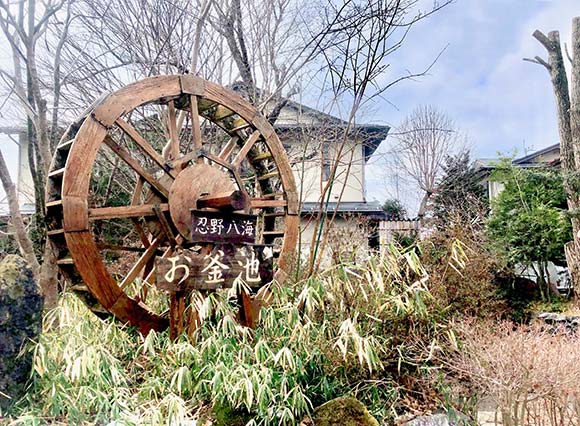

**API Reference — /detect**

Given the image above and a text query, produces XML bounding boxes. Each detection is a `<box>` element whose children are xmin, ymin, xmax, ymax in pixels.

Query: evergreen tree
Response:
<box><xmin>382</xmin><ymin>199</ymin><xmax>407</xmax><ymax>220</ymax></box>
<box><xmin>433</xmin><ymin>151</ymin><xmax>487</xmax><ymax>227</ymax></box>
<box><xmin>487</xmin><ymin>164</ymin><xmax>571</xmax><ymax>294</ymax></box>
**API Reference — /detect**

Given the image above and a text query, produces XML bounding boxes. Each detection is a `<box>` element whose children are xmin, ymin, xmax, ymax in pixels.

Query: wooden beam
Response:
<box><xmin>202</xmin><ymin>151</ymin><xmax>234</xmax><ymax>170</ymax></box>
<box><xmin>116</xmin><ymin>118</ymin><xmax>176</xmax><ymax>178</ymax></box>
<box><xmin>218</xmin><ymin>137</ymin><xmax>239</xmax><ymax>160</ymax></box>
<box><xmin>96</xmin><ymin>243</ymin><xmax>150</xmax><ymax>252</ymax></box>
<box><xmin>250</xmin><ymin>198</ymin><xmax>287</xmax><ymax>209</ymax></box>
<box><xmin>143</xmin><ymin>245</ymin><xmax>174</xmax><ymax>286</ymax></box>
<box><xmin>153</xmin><ymin>204</ymin><xmax>177</xmax><ymax>246</ymax></box>
<box><xmin>190</xmin><ymin>95</ymin><xmax>203</xmax><ymax>151</ymax></box>
<box><xmin>120</xmin><ymin>237</ymin><xmax>161</xmax><ymax>290</ymax></box>
<box><xmin>197</xmin><ymin>190</ymin><xmax>248</xmax><ymax>211</ymax></box>
<box><xmin>232</xmin><ymin>131</ymin><xmax>261</xmax><ymax>167</ymax></box>
<box><xmin>213</xmin><ymin>105</ymin><xmax>235</xmax><ymax>120</ymax></box>
<box><xmin>103</xmin><ymin>136</ymin><xmax>169</xmax><ymax>198</ymax></box>
<box><xmin>167</xmin><ymin>100</ymin><xmax>180</xmax><ymax>159</ymax></box>
<box><xmin>130</xmin><ymin>177</ymin><xmax>151</xmax><ymax>247</ymax></box>
<box><xmin>88</xmin><ymin>203</ymin><xmax>169</xmax><ymax>220</ymax></box>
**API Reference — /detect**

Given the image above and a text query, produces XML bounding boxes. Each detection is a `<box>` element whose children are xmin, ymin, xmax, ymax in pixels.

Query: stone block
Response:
<box><xmin>0</xmin><ymin>255</ymin><xmax>43</xmax><ymax>411</ymax></box>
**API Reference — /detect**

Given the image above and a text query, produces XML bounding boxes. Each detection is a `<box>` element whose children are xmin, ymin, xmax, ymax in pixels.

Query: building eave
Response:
<box><xmin>300</xmin><ymin>201</ymin><xmax>388</xmax><ymax>219</ymax></box>
<box><xmin>513</xmin><ymin>143</ymin><xmax>560</xmax><ymax>165</ymax></box>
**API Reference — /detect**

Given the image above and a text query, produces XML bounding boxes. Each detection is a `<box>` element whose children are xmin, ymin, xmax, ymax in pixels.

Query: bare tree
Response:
<box><xmin>0</xmin><ymin>0</ymin><xmax>453</xmax><ymax>292</ymax></box>
<box><xmin>392</xmin><ymin>105</ymin><xmax>461</xmax><ymax>220</ymax></box>
<box><xmin>0</xmin><ymin>149</ymin><xmax>40</xmax><ymax>272</ymax></box>
<box><xmin>301</xmin><ymin>1</ymin><xmax>452</xmax><ymax>273</ymax></box>
<box><xmin>0</xmin><ymin>0</ymin><xmax>73</xmax><ymax>308</ymax></box>
<box><xmin>525</xmin><ymin>17</ymin><xmax>580</xmax><ymax>287</ymax></box>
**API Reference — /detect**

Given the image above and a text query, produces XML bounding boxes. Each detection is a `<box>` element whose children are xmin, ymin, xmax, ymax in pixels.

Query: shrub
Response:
<box><xmin>487</xmin><ymin>164</ymin><xmax>571</xmax><ymax>298</ymax></box>
<box><xmin>448</xmin><ymin>321</ymin><xmax>580</xmax><ymax>426</ymax></box>
<box><xmin>8</xmin><ymin>244</ymin><xmax>458</xmax><ymax>425</ymax></box>
<box><xmin>421</xmin><ymin>221</ymin><xmax>508</xmax><ymax>320</ymax></box>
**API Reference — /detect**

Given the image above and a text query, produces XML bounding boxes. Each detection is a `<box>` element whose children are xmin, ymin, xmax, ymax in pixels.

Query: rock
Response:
<box><xmin>313</xmin><ymin>396</ymin><xmax>379</xmax><ymax>426</ymax></box>
<box><xmin>401</xmin><ymin>412</ymin><xmax>473</xmax><ymax>426</ymax></box>
<box><xmin>0</xmin><ymin>255</ymin><xmax>43</xmax><ymax>411</ymax></box>
<box><xmin>537</xmin><ymin>312</ymin><xmax>580</xmax><ymax>334</ymax></box>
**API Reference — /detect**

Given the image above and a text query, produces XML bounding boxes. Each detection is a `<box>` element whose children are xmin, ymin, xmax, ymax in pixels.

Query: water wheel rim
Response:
<box><xmin>46</xmin><ymin>75</ymin><xmax>299</xmax><ymax>334</ymax></box>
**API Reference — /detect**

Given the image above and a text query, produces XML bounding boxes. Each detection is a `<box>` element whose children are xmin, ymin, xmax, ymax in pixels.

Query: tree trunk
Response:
<box><xmin>39</xmin><ymin>244</ymin><xmax>58</xmax><ymax>311</ymax></box>
<box><xmin>0</xmin><ymin>151</ymin><xmax>40</xmax><ymax>276</ymax></box>
<box><xmin>571</xmin><ymin>18</ymin><xmax>580</xmax><ymax>170</ymax></box>
<box><xmin>417</xmin><ymin>190</ymin><xmax>432</xmax><ymax>222</ymax></box>
<box><xmin>571</xmin><ymin>18</ymin><xmax>580</xmax><ymax>290</ymax></box>
<box><xmin>565</xmin><ymin>241</ymin><xmax>579</xmax><ymax>296</ymax></box>
<box><xmin>531</xmin><ymin>22</ymin><xmax>580</xmax><ymax>288</ymax></box>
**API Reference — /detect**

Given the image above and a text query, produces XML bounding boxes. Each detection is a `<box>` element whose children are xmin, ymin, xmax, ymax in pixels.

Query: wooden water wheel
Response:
<box><xmin>45</xmin><ymin>75</ymin><xmax>299</xmax><ymax>335</ymax></box>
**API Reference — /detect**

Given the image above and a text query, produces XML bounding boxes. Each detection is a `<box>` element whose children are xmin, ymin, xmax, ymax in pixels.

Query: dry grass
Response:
<box><xmin>448</xmin><ymin>321</ymin><xmax>580</xmax><ymax>426</ymax></box>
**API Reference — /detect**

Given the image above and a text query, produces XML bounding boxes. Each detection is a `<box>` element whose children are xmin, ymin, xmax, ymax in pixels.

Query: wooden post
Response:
<box><xmin>196</xmin><ymin>190</ymin><xmax>248</xmax><ymax>211</ymax></box>
<box><xmin>169</xmin><ymin>290</ymin><xmax>187</xmax><ymax>340</ymax></box>
<box><xmin>237</xmin><ymin>288</ymin><xmax>255</xmax><ymax>328</ymax></box>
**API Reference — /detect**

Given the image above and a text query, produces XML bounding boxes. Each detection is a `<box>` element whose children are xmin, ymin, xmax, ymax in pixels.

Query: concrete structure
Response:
<box><xmin>0</xmin><ymin>127</ymin><xmax>35</xmax><ymax>216</ymax></box>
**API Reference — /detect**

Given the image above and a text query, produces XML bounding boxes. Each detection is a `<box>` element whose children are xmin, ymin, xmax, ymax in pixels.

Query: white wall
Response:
<box><xmin>288</xmin><ymin>139</ymin><xmax>365</xmax><ymax>204</ymax></box>
<box><xmin>0</xmin><ymin>132</ymin><xmax>35</xmax><ymax>215</ymax></box>
<box><xmin>298</xmin><ymin>216</ymin><xmax>370</xmax><ymax>266</ymax></box>
<box><xmin>488</xmin><ymin>180</ymin><xmax>505</xmax><ymax>202</ymax></box>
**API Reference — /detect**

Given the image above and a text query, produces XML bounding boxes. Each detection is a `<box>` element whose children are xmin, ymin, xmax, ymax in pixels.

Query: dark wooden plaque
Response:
<box><xmin>190</xmin><ymin>210</ymin><xmax>257</xmax><ymax>244</ymax></box>
<box><xmin>156</xmin><ymin>244</ymin><xmax>274</xmax><ymax>291</ymax></box>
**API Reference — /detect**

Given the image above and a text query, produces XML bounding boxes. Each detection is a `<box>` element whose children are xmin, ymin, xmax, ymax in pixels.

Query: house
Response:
<box><xmin>270</xmin><ymin>98</ymin><xmax>390</xmax><ymax>258</ymax></box>
<box><xmin>475</xmin><ymin>143</ymin><xmax>560</xmax><ymax>201</ymax></box>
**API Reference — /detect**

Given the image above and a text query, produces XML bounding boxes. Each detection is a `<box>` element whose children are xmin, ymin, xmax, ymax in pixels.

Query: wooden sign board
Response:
<box><xmin>156</xmin><ymin>244</ymin><xmax>274</xmax><ymax>291</ymax></box>
<box><xmin>190</xmin><ymin>210</ymin><xmax>257</xmax><ymax>244</ymax></box>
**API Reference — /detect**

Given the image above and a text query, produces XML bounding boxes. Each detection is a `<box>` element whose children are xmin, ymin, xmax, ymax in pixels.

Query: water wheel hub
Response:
<box><xmin>168</xmin><ymin>163</ymin><xmax>234</xmax><ymax>240</ymax></box>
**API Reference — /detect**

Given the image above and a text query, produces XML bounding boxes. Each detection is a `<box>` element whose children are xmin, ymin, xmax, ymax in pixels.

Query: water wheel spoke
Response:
<box><xmin>130</xmin><ymin>177</ymin><xmax>151</xmax><ymax>247</ymax></box>
<box><xmin>190</xmin><ymin>95</ymin><xmax>202</xmax><ymax>151</ymax></box>
<box><xmin>153</xmin><ymin>204</ymin><xmax>177</xmax><ymax>246</ymax></box>
<box><xmin>202</xmin><ymin>151</ymin><xmax>234</xmax><ymax>170</ymax></box>
<box><xmin>167</xmin><ymin>100</ymin><xmax>180</xmax><ymax>159</ymax></box>
<box><xmin>250</xmin><ymin>197</ymin><xmax>287</xmax><ymax>209</ymax></box>
<box><xmin>131</xmin><ymin>217</ymin><xmax>150</xmax><ymax>247</ymax></box>
<box><xmin>177</xmin><ymin>109</ymin><xmax>187</xmax><ymax>134</ymax></box>
<box><xmin>119</xmin><ymin>237</ymin><xmax>162</xmax><ymax>291</ymax></box>
<box><xmin>233</xmin><ymin>131</ymin><xmax>261</xmax><ymax>167</ymax></box>
<box><xmin>96</xmin><ymin>243</ymin><xmax>150</xmax><ymax>252</ymax></box>
<box><xmin>116</xmin><ymin>118</ymin><xmax>176</xmax><ymax>178</ymax></box>
<box><xmin>173</xmin><ymin>150</ymin><xmax>197</xmax><ymax>169</ymax></box>
<box><xmin>104</xmin><ymin>136</ymin><xmax>170</xmax><ymax>198</ymax></box>
<box><xmin>143</xmin><ymin>245</ymin><xmax>175</xmax><ymax>287</ymax></box>
<box><xmin>218</xmin><ymin>136</ymin><xmax>239</xmax><ymax>160</ymax></box>
<box><xmin>88</xmin><ymin>203</ymin><xmax>169</xmax><ymax>220</ymax></box>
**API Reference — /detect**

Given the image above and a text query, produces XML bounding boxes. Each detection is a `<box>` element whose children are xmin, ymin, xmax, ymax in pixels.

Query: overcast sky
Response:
<box><xmin>365</xmin><ymin>0</ymin><xmax>578</xmax><ymax>211</ymax></box>
<box><xmin>1</xmin><ymin>0</ymin><xmax>578</xmax><ymax>214</ymax></box>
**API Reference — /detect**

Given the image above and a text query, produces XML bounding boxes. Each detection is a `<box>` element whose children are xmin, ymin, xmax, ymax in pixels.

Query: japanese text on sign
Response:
<box><xmin>156</xmin><ymin>244</ymin><xmax>274</xmax><ymax>291</ymax></box>
<box><xmin>191</xmin><ymin>210</ymin><xmax>257</xmax><ymax>244</ymax></box>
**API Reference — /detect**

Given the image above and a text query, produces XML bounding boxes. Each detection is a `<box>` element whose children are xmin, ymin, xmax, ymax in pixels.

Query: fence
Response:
<box><xmin>379</xmin><ymin>219</ymin><xmax>420</xmax><ymax>247</ymax></box>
